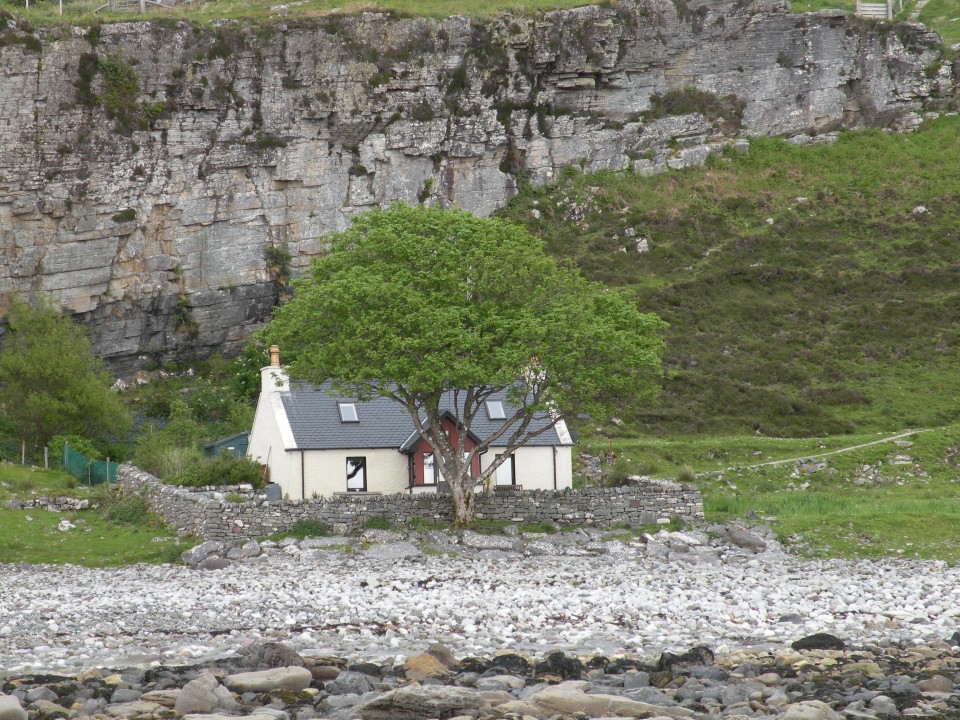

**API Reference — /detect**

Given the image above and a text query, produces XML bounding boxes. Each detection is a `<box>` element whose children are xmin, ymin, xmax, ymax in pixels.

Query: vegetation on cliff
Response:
<box><xmin>501</xmin><ymin>115</ymin><xmax>960</xmax><ymax>438</ymax></box>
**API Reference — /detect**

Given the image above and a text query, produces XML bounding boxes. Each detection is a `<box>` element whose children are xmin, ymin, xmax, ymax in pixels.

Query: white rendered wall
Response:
<box><xmin>300</xmin><ymin>448</ymin><xmax>410</xmax><ymax>498</ymax></box>
<box><xmin>480</xmin><ymin>445</ymin><xmax>573</xmax><ymax>491</ymax></box>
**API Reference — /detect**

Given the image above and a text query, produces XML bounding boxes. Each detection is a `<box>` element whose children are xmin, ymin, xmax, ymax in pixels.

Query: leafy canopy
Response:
<box><xmin>0</xmin><ymin>297</ymin><xmax>131</xmax><ymax>450</ymax></box>
<box><xmin>266</xmin><ymin>204</ymin><xmax>665</xmax><ymax>425</ymax></box>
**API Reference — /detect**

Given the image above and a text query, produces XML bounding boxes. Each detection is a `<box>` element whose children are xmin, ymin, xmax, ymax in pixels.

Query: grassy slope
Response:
<box><xmin>0</xmin><ymin>465</ymin><xmax>190</xmax><ymax>565</ymax></box>
<box><xmin>501</xmin><ymin>117</ymin><xmax>960</xmax><ymax>438</ymax></box>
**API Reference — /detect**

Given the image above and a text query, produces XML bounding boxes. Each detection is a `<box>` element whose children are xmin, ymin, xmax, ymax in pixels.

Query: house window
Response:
<box><xmin>423</xmin><ymin>452</ymin><xmax>443</xmax><ymax>486</ymax></box>
<box><xmin>495</xmin><ymin>453</ymin><xmax>516</xmax><ymax>486</ymax></box>
<box><xmin>485</xmin><ymin>400</ymin><xmax>506</xmax><ymax>420</ymax></box>
<box><xmin>346</xmin><ymin>457</ymin><xmax>366</xmax><ymax>491</ymax></box>
<box><xmin>338</xmin><ymin>402</ymin><xmax>358</xmax><ymax>422</ymax></box>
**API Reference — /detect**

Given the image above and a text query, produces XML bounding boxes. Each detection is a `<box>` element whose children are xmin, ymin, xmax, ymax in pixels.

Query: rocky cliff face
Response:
<box><xmin>0</xmin><ymin>1</ymin><xmax>950</xmax><ymax>370</ymax></box>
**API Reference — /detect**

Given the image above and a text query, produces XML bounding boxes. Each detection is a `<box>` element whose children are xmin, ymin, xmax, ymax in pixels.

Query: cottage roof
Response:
<box><xmin>278</xmin><ymin>381</ymin><xmax>570</xmax><ymax>451</ymax></box>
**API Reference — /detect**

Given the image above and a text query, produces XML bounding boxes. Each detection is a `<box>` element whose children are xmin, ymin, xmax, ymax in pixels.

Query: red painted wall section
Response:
<box><xmin>410</xmin><ymin>416</ymin><xmax>480</xmax><ymax>486</ymax></box>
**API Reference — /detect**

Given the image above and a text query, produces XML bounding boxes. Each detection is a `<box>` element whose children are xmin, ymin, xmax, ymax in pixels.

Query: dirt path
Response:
<box><xmin>909</xmin><ymin>0</ymin><xmax>929</xmax><ymax>21</ymax></box>
<box><xmin>701</xmin><ymin>428</ymin><xmax>934</xmax><ymax>478</ymax></box>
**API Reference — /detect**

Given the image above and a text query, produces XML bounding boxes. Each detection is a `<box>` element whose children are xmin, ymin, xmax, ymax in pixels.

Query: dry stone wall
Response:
<box><xmin>117</xmin><ymin>464</ymin><xmax>703</xmax><ymax>541</ymax></box>
<box><xmin>0</xmin><ymin>3</ymin><xmax>952</xmax><ymax>371</ymax></box>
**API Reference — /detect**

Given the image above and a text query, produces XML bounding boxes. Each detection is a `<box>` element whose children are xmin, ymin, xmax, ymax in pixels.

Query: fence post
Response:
<box><xmin>44</xmin><ymin>446</ymin><xmax>48</xmax><ymax>469</ymax></box>
<box><xmin>21</xmin><ymin>441</ymin><xmax>25</xmax><ymax>465</ymax></box>
<box><xmin>886</xmin><ymin>0</ymin><xmax>892</xmax><ymax>18</ymax></box>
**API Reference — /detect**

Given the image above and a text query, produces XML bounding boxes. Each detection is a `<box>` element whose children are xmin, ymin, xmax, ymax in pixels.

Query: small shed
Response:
<box><xmin>204</xmin><ymin>432</ymin><xmax>250</xmax><ymax>459</ymax></box>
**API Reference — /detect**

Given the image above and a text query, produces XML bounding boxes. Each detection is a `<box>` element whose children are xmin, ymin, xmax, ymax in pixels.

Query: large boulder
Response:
<box><xmin>239</xmin><ymin>642</ymin><xmax>305</xmax><ymax>669</ymax></box>
<box><xmin>526</xmin><ymin>683</ymin><xmax>695</xmax><ymax>719</ymax></box>
<box><xmin>725</xmin><ymin>524</ymin><xmax>768</xmax><ymax>552</ymax></box>
<box><xmin>356</xmin><ymin>686</ymin><xmax>483</xmax><ymax>720</ymax></box>
<box><xmin>174</xmin><ymin>674</ymin><xmax>219</xmax><ymax>715</ymax></box>
<box><xmin>224</xmin><ymin>667</ymin><xmax>312</xmax><ymax>693</ymax></box>
<box><xmin>181</xmin><ymin>541</ymin><xmax>225</xmax><ymax>566</ymax></box>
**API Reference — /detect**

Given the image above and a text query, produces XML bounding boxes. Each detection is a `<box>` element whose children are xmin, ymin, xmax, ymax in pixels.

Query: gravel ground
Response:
<box><xmin>2</xmin><ymin>546</ymin><xmax>958</xmax><ymax>676</ymax></box>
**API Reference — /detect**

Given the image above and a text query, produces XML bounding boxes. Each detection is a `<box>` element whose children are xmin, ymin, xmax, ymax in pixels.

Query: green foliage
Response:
<box><xmin>99</xmin><ymin>51</ymin><xmax>145</xmax><ymax>133</ymax></box>
<box><xmin>501</xmin><ymin>116</ymin><xmax>960</xmax><ymax>437</ymax></box>
<box><xmin>0</xmin><ymin>465</ymin><xmax>86</xmax><ymax>501</ymax></box>
<box><xmin>49</xmin><ymin>434</ymin><xmax>101</xmax><ymax>464</ymax></box>
<box><xmin>229</xmin><ymin>338</ymin><xmax>270</xmax><ymax>400</ymax></box>
<box><xmin>266</xmin><ymin>204</ymin><xmax>664</xmax><ymax>523</ymax></box>
<box><xmin>171</xmin><ymin>451</ymin><xmax>265</xmax><ymax>489</ymax></box>
<box><xmin>0</xmin><ymin>297</ymin><xmax>131</xmax><ymax>453</ymax></box>
<box><xmin>99</xmin><ymin>491</ymin><xmax>150</xmax><ymax>524</ymax></box>
<box><xmin>264</xmin><ymin>244</ymin><xmax>292</xmax><ymax>284</ymax></box>
<box><xmin>0</xmin><ymin>506</ymin><xmax>190</xmax><ymax>566</ymax></box>
<box><xmin>692</xmin><ymin>424</ymin><xmax>960</xmax><ymax>560</ymax></box>
<box><xmin>111</xmin><ymin>208</ymin><xmax>136</xmax><ymax>223</ymax></box>
<box><xmin>364</xmin><ymin>516</ymin><xmax>391</xmax><ymax>530</ymax></box>
<box><xmin>646</xmin><ymin>87</ymin><xmax>745</xmax><ymax>132</ymax></box>
<box><xmin>254</xmin><ymin>133</ymin><xmax>288</xmax><ymax>149</ymax></box>
<box><xmin>284</xmin><ymin>518</ymin><xmax>330</xmax><ymax>538</ymax></box>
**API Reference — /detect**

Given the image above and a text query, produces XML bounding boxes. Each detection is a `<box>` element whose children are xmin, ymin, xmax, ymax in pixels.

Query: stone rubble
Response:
<box><xmin>2</xmin><ymin>636</ymin><xmax>960</xmax><ymax>720</ymax></box>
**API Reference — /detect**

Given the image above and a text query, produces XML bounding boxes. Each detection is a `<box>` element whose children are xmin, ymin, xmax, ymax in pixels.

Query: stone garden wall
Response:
<box><xmin>117</xmin><ymin>465</ymin><xmax>703</xmax><ymax>542</ymax></box>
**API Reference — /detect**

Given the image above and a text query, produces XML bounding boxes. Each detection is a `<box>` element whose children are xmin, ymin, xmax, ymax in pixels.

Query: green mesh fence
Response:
<box><xmin>62</xmin><ymin>444</ymin><xmax>117</xmax><ymax>485</ymax></box>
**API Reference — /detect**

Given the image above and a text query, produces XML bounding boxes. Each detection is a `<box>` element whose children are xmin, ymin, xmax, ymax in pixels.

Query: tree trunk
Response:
<box><xmin>450</xmin><ymin>471</ymin><xmax>475</xmax><ymax>526</ymax></box>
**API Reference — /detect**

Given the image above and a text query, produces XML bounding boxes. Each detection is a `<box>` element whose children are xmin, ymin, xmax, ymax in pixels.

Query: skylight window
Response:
<box><xmin>485</xmin><ymin>400</ymin><xmax>506</xmax><ymax>420</ymax></box>
<box><xmin>338</xmin><ymin>402</ymin><xmax>358</xmax><ymax>422</ymax></box>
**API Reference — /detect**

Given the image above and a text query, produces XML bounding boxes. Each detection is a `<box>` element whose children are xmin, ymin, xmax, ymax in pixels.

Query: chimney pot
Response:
<box><xmin>270</xmin><ymin>344</ymin><xmax>280</xmax><ymax>367</ymax></box>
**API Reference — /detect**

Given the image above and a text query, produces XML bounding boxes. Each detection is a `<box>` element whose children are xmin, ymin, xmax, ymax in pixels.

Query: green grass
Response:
<box><xmin>694</xmin><ymin>423</ymin><xmax>960</xmax><ymax>560</ymax></box>
<box><xmin>917</xmin><ymin>0</ymin><xmax>960</xmax><ymax>44</ymax></box>
<box><xmin>0</xmin><ymin>465</ymin><xmax>190</xmax><ymax>565</ymax></box>
<box><xmin>0</xmin><ymin>464</ymin><xmax>94</xmax><ymax>501</ymax></box>
<box><xmin>502</xmin><ymin>116</ymin><xmax>960</xmax><ymax>438</ymax></box>
<box><xmin>1</xmin><ymin>0</ymin><xmax>596</xmax><ymax>27</ymax></box>
<box><xmin>0</xmin><ymin>508</ymin><xmax>190</xmax><ymax>565</ymax></box>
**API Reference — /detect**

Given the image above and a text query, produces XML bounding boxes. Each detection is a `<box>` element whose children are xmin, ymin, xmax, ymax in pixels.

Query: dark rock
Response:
<box><xmin>623</xmin><ymin>671</ymin><xmax>650</xmax><ymax>689</ymax></box>
<box><xmin>606</xmin><ymin>658</ymin><xmax>644</xmax><ymax>674</ymax></box>
<box><xmin>108</xmin><ymin>689</ymin><xmax>141</xmax><ymax>704</ymax></box>
<box><xmin>347</xmin><ymin>663</ymin><xmax>382</xmax><ymax>678</ymax></box>
<box><xmin>457</xmin><ymin>658</ymin><xmax>490</xmax><ymax>675</ymax></box>
<box><xmin>650</xmin><ymin>671</ymin><xmax>674</xmax><ymax>688</ymax></box>
<box><xmin>325</xmin><ymin>672</ymin><xmax>373</xmax><ymax>696</ymax></box>
<box><xmin>779</xmin><ymin>613</ymin><xmax>806</xmax><ymax>624</ymax></box>
<box><xmin>485</xmin><ymin>654</ymin><xmax>531</xmax><ymax>676</ymax></box>
<box><xmin>240</xmin><ymin>642</ymin><xmax>305</xmax><ymax>670</ymax></box>
<box><xmin>688</xmin><ymin>666</ymin><xmax>729</xmax><ymax>681</ymax></box>
<box><xmin>658</xmin><ymin>646</ymin><xmax>715</xmax><ymax>671</ymax></box>
<box><xmin>534</xmin><ymin>651</ymin><xmax>583</xmax><ymax>681</ymax></box>
<box><xmin>792</xmin><ymin>633</ymin><xmax>846</xmax><ymax>651</ymax></box>
<box><xmin>585</xmin><ymin>656</ymin><xmax>610</xmax><ymax>670</ymax></box>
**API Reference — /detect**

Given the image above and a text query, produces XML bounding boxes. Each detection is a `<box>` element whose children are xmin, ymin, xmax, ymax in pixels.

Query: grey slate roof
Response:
<box><xmin>279</xmin><ymin>381</ymin><xmax>568</xmax><ymax>451</ymax></box>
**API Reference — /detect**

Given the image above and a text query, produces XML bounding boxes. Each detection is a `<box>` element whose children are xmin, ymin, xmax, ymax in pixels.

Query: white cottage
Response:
<box><xmin>247</xmin><ymin>350</ymin><xmax>575</xmax><ymax>500</ymax></box>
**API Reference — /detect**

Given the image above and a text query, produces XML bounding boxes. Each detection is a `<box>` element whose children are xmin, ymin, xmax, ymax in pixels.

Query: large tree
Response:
<box><xmin>266</xmin><ymin>204</ymin><xmax>664</xmax><ymax>524</ymax></box>
<box><xmin>0</xmin><ymin>297</ymin><xmax>131</xmax><ymax>454</ymax></box>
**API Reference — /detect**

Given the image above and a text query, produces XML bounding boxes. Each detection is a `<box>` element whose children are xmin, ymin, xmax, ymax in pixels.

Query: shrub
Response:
<box><xmin>287</xmin><ymin>519</ymin><xmax>330</xmax><ymax>538</ymax></box>
<box><xmin>100</xmin><ymin>492</ymin><xmax>151</xmax><ymax>525</ymax></box>
<box><xmin>364</xmin><ymin>516</ymin><xmax>390</xmax><ymax>530</ymax></box>
<box><xmin>139</xmin><ymin>444</ymin><xmax>204</xmax><ymax>481</ymax></box>
<box><xmin>50</xmin><ymin>435</ymin><xmax>101</xmax><ymax>464</ymax></box>
<box><xmin>646</xmin><ymin>87</ymin><xmax>745</xmax><ymax>132</ymax></box>
<box><xmin>172</xmin><ymin>452</ymin><xmax>265</xmax><ymax>489</ymax></box>
<box><xmin>676</xmin><ymin>464</ymin><xmax>696</xmax><ymax>483</ymax></box>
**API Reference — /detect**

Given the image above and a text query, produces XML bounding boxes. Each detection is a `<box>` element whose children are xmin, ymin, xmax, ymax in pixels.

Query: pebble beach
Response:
<box><xmin>2</xmin><ymin>527</ymin><xmax>960</xmax><ymax>719</ymax></box>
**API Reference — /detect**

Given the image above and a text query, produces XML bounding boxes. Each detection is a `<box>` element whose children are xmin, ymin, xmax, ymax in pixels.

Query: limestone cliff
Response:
<box><xmin>0</xmin><ymin>1</ymin><xmax>951</xmax><ymax>370</ymax></box>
